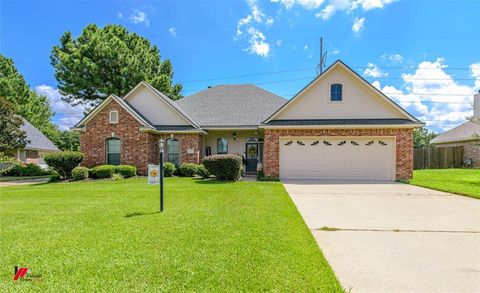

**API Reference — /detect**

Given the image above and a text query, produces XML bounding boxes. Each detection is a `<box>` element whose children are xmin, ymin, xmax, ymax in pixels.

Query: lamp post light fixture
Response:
<box><xmin>159</xmin><ymin>138</ymin><xmax>165</xmax><ymax>212</ymax></box>
<box><xmin>233</xmin><ymin>132</ymin><xmax>237</xmax><ymax>141</ymax></box>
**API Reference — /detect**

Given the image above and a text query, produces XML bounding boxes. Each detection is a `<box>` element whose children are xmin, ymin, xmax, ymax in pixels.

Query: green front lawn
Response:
<box><xmin>0</xmin><ymin>177</ymin><xmax>342</xmax><ymax>291</ymax></box>
<box><xmin>409</xmin><ymin>169</ymin><xmax>480</xmax><ymax>199</ymax></box>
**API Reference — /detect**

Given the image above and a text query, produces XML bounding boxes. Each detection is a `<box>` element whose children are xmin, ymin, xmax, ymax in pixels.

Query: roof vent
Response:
<box><xmin>208</xmin><ymin>85</ymin><xmax>212</xmax><ymax>89</ymax></box>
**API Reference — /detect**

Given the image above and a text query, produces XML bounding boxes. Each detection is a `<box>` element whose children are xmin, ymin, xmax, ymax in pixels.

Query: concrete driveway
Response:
<box><xmin>283</xmin><ymin>180</ymin><xmax>480</xmax><ymax>293</ymax></box>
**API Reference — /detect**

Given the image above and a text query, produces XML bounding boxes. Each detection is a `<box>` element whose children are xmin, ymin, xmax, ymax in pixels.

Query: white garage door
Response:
<box><xmin>279</xmin><ymin>137</ymin><xmax>395</xmax><ymax>180</ymax></box>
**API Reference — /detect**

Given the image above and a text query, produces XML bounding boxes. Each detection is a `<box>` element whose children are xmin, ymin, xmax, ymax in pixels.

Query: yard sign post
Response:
<box><xmin>159</xmin><ymin>139</ymin><xmax>165</xmax><ymax>212</ymax></box>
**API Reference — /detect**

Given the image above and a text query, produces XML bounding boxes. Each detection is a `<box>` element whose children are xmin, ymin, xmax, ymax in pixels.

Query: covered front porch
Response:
<box><xmin>202</xmin><ymin>129</ymin><xmax>264</xmax><ymax>174</ymax></box>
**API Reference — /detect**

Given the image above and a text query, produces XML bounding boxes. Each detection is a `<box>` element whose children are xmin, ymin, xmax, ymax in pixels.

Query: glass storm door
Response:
<box><xmin>245</xmin><ymin>143</ymin><xmax>258</xmax><ymax>173</ymax></box>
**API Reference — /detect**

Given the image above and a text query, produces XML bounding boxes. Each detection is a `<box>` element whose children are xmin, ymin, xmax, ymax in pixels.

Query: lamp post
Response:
<box><xmin>159</xmin><ymin>139</ymin><xmax>165</xmax><ymax>212</ymax></box>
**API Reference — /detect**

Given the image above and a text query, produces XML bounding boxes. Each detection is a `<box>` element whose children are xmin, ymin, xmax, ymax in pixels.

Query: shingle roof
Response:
<box><xmin>431</xmin><ymin>121</ymin><xmax>480</xmax><ymax>144</ymax></box>
<box><xmin>20</xmin><ymin>118</ymin><xmax>59</xmax><ymax>151</ymax></box>
<box><xmin>265</xmin><ymin>118</ymin><xmax>420</xmax><ymax>126</ymax></box>
<box><xmin>175</xmin><ymin>85</ymin><xmax>287</xmax><ymax>127</ymax></box>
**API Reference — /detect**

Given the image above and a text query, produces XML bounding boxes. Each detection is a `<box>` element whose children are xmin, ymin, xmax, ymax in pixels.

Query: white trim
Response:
<box><xmin>259</xmin><ymin>124</ymin><xmax>424</xmax><ymax>130</ymax></box>
<box><xmin>139</xmin><ymin>126</ymin><xmax>208</xmax><ymax>135</ymax></box>
<box><xmin>264</xmin><ymin>60</ymin><xmax>421</xmax><ymax>123</ymax></box>
<box><xmin>123</xmin><ymin>81</ymin><xmax>200</xmax><ymax>128</ymax></box>
<box><xmin>109</xmin><ymin>110</ymin><xmax>118</xmax><ymax>124</ymax></box>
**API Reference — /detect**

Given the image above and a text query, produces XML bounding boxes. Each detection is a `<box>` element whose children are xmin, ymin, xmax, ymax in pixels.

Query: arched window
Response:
<box><xmin>330</xmin><ymin>83</ymin><xmax>343</xmax><ymax>102</ymax></box>
<box><xmin>217</xmin><ymin>138</ymin><xmax>228</xmax><ymax>154</ymax></box>
<box><xmin>167</xmin><ymin>138</ymin><xmax>180</xmax><ymax>167</ymax></box>
<box><xmin>106</xmin><ymin>138</ymin><xmax>121</xmax><ymax>165</ymax></box>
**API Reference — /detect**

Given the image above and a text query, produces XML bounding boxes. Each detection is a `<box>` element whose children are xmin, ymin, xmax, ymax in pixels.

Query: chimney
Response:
<box><xmin>475</xmin><ymin>91</ymin><xmax>480</xmax><ymax>117</ymax></box>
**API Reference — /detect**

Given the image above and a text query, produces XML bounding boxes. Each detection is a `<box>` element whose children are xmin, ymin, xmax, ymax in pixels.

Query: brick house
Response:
<box><xmin>72</xmin><ymin>60</ymin><xmax>423</xmax><ymax>180</ymax></box>
<box><xmin>431</xmin><ymin>92</ymin><xmax>480</xmax><ymax>167</ymax></box>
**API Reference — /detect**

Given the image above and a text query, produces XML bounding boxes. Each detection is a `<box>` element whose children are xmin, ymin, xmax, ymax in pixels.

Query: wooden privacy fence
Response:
<box><xmin>414</xmin><ymin>146</ymin><xmax>464</xmax><ymax>169</ymax></box>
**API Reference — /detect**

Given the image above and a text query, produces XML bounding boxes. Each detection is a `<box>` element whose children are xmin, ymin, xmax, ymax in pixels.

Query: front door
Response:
<box><xmin>245</xmin><ymin>143</ymin><xmax>258</xmax><ymax>173</ymax></box>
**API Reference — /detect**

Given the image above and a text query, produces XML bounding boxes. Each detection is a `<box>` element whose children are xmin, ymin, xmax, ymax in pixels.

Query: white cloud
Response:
<box><xmin>352</xmin><ymin>17</ymin><xmax>365</xmax><ymax>33</ymax></box>
<box><xmin>168</xmin><ymin>27</ymin><xmax>177</xmax><ymax>37</ymax></box>
<box><xmin>271</xmin><ymin>0</ymin><xmax>325</xmax><ymax>9</ymax></box>
<box><xmin>380</xmin><ymin>58</ymin><xmax>477</xmax><ymax>131</ymax></box>
<box><xmin>35</xmin><ymin>85</ymin><xmax>86</xmax><ymax>130</ymax></box>
<box><xmin>128</xmin><ymin>9</ymin><xmax>150</xmax><ymax>27</ymax></box>
<box><xmin>236</xmin><ymin>0</ymin><xmax>273</xmax><ymax>57</ymax></box>
<box><xmin>117</xmin><ymin>12</ymin><xmax>123</xmax><ymax>19</ymax></box>
<box><xmin>364</xmin><ymin>63</ymin><xmax>387</xmax><ymax>78</ymax></box>
<box><xmin>276</xmin><ymin>39</ymin><xmax>283</xmax><ymax>47</ymax></box>
<box><xmin>372</xmin><ymin>80</ymin><xmax>381</xmax><ymax>90</ymax></box>
<box><xmin>303</xmin><ymin>44</ymin><xmax>308</xmax><ymax>50</ymax></box>
<box><xmin>244</xmin><ymin>27</ymin><xmax>270</xmax><ymax>57</ymax></box>
<box><xmin>470</xmin><ymin>63</ymin><xmax>480</xmax><ymax>90</ymax></box>
<box><xmin>381</xmin><ymin>53</ymin><xmax>404</xmax><ymax>64</ymax></box>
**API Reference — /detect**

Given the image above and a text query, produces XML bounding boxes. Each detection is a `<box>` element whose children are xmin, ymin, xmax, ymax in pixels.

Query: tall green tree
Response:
<box><xmin>52</xmin><ymin>130</ymin><xmax>80</xmax><ymax>151</ymax></box>
<box><xmin>0</xmin><ymin>54</ymin><xmax>57</xmax><ymax>139</ymax></box>
<box><xmin>413</xmin><ymin>127</ymin><xmax>437</xmax><ymax>147</ymax></box>
<box><xmin>51</xmin><ymin>24</ymin><xmax>182</xmax><ymax>108</ymax></box>
<box><xmin>0</xmin><ymin>97</ymin><xmax>28</xmax><ymax>151</ymax></box>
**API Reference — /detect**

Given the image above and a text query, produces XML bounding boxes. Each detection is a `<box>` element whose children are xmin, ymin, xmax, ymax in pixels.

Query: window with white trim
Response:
<box><xmin>330</xmin><ymin>83</ymin><xmax>343</xmax><ymax>102</ymax></box>
<box><xmin>109</xmin><ymin>111</ymin><xmax>118</xmax><ymax>124</ymax></box>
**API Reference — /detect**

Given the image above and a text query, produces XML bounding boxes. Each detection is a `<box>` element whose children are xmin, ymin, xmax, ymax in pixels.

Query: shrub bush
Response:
<box><xmin>90</xmin><ymin>165</ymin><xmax>136</xmax><ymax>179</ymax></box>
<box><xmin>163</xmin><ymin>162</ymin><xmax>176</xmax><ymax>177</ymax></box>
<box><xmin>4</xmin><ymin>163</ymin><xmax>49</xmax><ymax>176</ymax></box>
<box><xmin>90</xmin><ymin>165</ymin><xmax>114</xmax><ymax>179</ymax></box>
<box><xmin>196</xmin><ymin>164</ymin><xmax>210</xmax><ymax>179</ymax></box>
<box><xmin>202</xmin><ymin>154</ymin><xmax>242</xmax><ymax>181</ymax></box>
<box><xmin>72</xmin><ymin>166</ymin><xmax>89</xmax><ymax>181</ymax></box>
<box><xmin>0</xmin><ymin>153</ymin><xmax>21</xmax><ymax>175</ymax></box>
<box><xmin>257</xmin><ymin>171</ymin><xmax>280</xmax><ymax>182</ymax></box>
<box><xmin>113</xmin><ymin>165</ymin><xmax>136</xmax><ymax>178</ymax></box>
<box><xmin>49</xmin><ymin>173</ymin><xmax>61</xmax><ymax>182</ymax></box>
<box><xmin>44</xmin><ymin>151</ymin><xmax>84</xmax><ymax>179</ymax></box>
<box><xmin>177</xmin><ymin>163</ymin><xmax>198</xmax><ymax>177</ymax></box>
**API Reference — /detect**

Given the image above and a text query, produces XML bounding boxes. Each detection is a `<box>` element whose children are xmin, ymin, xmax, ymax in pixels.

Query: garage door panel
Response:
<box><xmin>279</xmin><ymin>137</ymin><xmax>394</xmax><ymax>180</ymax></box>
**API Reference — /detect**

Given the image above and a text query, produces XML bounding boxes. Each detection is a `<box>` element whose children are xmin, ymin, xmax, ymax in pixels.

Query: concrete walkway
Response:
<box><xmin>283</xmin><ymin>180</ymin><xmax>480</xmax><ymax>293</ymax></box>
<box><xmin>0</xmin><ymin>177</ymin><xmax>50</xmax><ymax>187</ymax></box>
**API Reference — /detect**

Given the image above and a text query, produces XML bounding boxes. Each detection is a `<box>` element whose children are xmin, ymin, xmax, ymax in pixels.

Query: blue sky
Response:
<box><xmin>1</xmin><ymin>0</ymin><xmax>479</xmax><ymax>131</ymax></box>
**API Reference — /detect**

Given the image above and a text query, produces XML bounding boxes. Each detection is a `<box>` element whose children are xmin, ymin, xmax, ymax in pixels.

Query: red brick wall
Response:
<box><xmin>435</xmin><ymin>140</ymin><xmax>480</xmax><ymax>167</ymax></box>
<box><xmin>79</xmin><ymin>99</ymin><xmax>203</xmax><ymax>175</ymax></box>
<box><xmin>263</xmin><ymin>128</ymin><xmax>414</xmax><ymax>180</ymax></box>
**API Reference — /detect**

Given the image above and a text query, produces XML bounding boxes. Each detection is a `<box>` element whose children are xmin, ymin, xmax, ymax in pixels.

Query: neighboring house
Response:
<box><xmin>431</xmin><ymin>91</ymin><xmax>480</xmax><ymax>167</ymax></box>
<box><xmin>72</xmin><ymin>60</ymin><xmax>423</xmax><ymax>180</ymax></box>
<box><xmin>4</xmin><ymin>118</ymin><xmax>59</xmax><ymax>166</ymax></box>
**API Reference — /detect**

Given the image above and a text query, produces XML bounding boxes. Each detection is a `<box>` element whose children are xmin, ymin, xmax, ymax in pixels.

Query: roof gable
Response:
<box><xmin>176</xmin><ymin>84</ymin><xmax>287</xmax><ymax>127</ymax></box>
<box><xmin>73</xmin><ymin>94</ymin><xmax>153</xmax><ymax>129</ymax></box>
<box><xmin>20</xmin><ymin>118</ymin><xmax>59</xmax><ymax>151</ymax></box>
<box><xmin>264</xmin><ymin>60</ymin><xmax>421</xmax><ymax>124</ymax></box>
<box><xmin>123</xmin><ymin>82</ymin><xmax>199</xmax><ymax>128</ymax></box>
<box><xmin>431</xmin><ymin>121</ymin><xmax>480</xmax><ymax>144</ymax></box>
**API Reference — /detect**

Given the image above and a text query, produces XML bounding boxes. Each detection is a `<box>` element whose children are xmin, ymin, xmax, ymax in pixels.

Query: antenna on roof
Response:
<box><xmin>316</xmin><ymin>37</ymin><xmax>327</xmax><ymax>76</ymax></box>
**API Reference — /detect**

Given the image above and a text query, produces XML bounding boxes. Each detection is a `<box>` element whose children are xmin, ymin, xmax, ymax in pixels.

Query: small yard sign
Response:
<box><xmin>148</xmin><ymin>164</ymin><xmax>160</xmax><ymax>185</ymax></box>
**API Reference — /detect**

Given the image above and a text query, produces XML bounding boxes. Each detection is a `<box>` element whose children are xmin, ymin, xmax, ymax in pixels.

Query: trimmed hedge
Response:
<box><xmin>44</xmin><ymin>151</ymin><xmax>84</xmax><ymax>179</ymax></box>
<box><xmin>90</xmin><ymin>165</ymin><xmax>137</xmax><ymax>179</ymax></box>
<box><xmin>4</xmin><ymin>163</ymin><xmax>50</xmax><ymax>176</ymax></box>
<box><xmin>202</xmin><ymin>154</ymin><xmax>242</xmax><ymax>181</ymax></box>
<box><xmin>72</xmin><ymin>167</ymin><xmax>89</xmax><ymax>181</ymax></box>
<box><xmin>177</xmin><ymin>163</ymin><xmax>198</xmax><ymax>177</ymax></box>
<box><xmin>163</xmin><ymin>162</ymin><xmax>176</xmax><ymax>177</ymax></box>
<box><xmin>196</xmin><ymin>164</ymin><xmax>210</xmax><ymax>179</ymax></box>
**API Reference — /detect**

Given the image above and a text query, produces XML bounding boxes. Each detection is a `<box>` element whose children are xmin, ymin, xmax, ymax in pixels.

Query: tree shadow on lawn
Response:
<box><xmin>125</xmin><ymin>211</ymin><xmax>160</xmax><ymax>218</ymax></box>
<box><xmin>192</xmin><ymin>178</ymin><xmax>239</xmax><ymax>185</ymax></box>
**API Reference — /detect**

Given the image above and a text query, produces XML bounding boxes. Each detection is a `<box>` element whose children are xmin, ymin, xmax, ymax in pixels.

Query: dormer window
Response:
<box><xmin>109</xmin><ymin>111</ymin><xmax>118</xmax><ymax>124</ymax></box>
<box><xmin>330</xmin><ymin>83</ymin><xmax>343</xmax><ymax>102</ymax></box>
